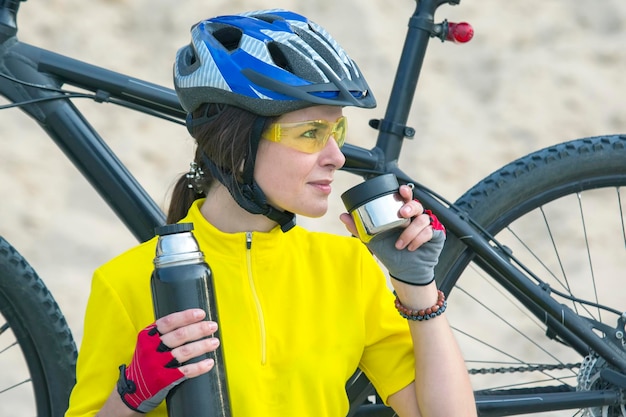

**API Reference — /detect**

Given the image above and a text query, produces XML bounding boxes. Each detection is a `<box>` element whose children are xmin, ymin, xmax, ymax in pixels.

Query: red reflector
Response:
<box><xmin>447</xmin><ymin>22</ymin><xmax>474</xmax><ymax>43</ymax></box>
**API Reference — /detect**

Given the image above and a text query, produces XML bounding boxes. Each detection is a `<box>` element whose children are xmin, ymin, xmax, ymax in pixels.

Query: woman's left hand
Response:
<box><xmin>340</xmin><ymin>184</ymin><xmax>446</xmax><ymax>286</ymax></box>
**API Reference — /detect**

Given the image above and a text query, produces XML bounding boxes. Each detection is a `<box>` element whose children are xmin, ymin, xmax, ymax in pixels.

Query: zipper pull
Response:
<box><xmin>246</xmin><ymin>231</ymin><xmax>252</xmax><ymax>250</ymax></box>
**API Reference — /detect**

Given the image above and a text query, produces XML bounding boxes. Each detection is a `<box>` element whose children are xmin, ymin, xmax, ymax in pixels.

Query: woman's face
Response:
<box><xmin>254</xmin><ymin>105</ymin><xmax>346</xmax><ymax>218</ymax></box>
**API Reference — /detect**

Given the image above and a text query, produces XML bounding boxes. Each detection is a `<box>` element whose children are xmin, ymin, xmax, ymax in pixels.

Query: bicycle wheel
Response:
<box><xmin>436</xmin><ymin>134</ymin><xmax>626</xmax><ymax>417</ymax></box>
<box><xmin>0</xmin><ymin>236</ymin><xmax>77</xmax><ymax>416</ymax></box>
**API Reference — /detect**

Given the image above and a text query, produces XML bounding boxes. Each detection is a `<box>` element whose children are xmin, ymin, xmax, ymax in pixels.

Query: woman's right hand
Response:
<box><xmin>117</xmin><ymin>309</ymin><xmax>219</xmax><ymax>413</ymax></box>
<box><xmin>156</xmin><ymin>308</ymin><xmax>220</xmax><ymax>376</ymax></box>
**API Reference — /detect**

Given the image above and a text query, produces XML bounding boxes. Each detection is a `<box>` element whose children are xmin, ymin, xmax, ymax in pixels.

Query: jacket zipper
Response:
<box><xmin>246</xmin><ymin>232</ymin><xmax>267</xmax><ymax>365</ymax></box>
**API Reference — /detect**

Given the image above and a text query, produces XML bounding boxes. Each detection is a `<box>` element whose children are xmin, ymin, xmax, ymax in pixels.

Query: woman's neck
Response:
<box><xmin>199</xmin><ymin>184</ymin><xmax>279</xmax><ymax>233</ymax></box>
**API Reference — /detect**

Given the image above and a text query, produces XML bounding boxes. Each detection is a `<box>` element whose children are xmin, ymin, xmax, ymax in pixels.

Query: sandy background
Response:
<box><xmin>0</xmin><ymin>0</ymin><xmax>625</xmax><ymax>410</ymax></box>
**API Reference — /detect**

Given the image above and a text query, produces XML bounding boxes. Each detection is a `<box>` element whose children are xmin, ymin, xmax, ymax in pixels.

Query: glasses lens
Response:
<box><xmin>332</xmin><ymin>117</ymin><xmax>347</xmax><ymax>148</ymax></box>
<box><xmin>263</xmin><ymin>117</ymin><xmax>347</xmax><ymax>153</ymax></box>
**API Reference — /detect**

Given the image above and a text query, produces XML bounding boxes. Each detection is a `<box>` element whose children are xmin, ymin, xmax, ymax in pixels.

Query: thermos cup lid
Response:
<box><xmin>155</xmin><ymin>223</ymin><xmax>194</xmax><ymax>237</ymax></box>
<box><xmin>340</xmin><ymin>173</ymin><xmax>400</xmax><ymax>212</ymax></box>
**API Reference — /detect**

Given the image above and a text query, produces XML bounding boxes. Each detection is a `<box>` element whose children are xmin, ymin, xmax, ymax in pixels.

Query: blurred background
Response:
<box><xmin>0</xmin><ymin>0</ymin><xmax>624</xmax><ymax>370</ymax></box>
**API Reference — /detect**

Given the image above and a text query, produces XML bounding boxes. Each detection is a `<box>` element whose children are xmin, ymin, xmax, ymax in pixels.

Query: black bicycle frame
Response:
<box><xmin>1</xmin><ymin>0</ymin><xmax>624</xmax><ymax>415</ymax></box>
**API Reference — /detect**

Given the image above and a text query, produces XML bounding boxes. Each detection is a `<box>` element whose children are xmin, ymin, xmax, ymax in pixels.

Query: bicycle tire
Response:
<box><xmin>435</xmin><ymin>134</ymin><xmax>626</xmax><ymax>416</ymax></box>
<box><xmin>0</xmin><ymin>236</ymin><xmax>77</xmax><ymax>417</ymax></box>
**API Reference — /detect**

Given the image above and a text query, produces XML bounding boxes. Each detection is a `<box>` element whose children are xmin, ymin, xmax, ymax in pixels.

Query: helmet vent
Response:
<box><xmin>253</xmin><ymin>13</ymin><xmax>283</xmax><ymax>24</ymax></box>
<box><xmin>213</xmin><ymin>27</ymin><xmax>243</xmax><ymax>52</ymax></box>
<box><xmin>267</xmin><ymin>42</ymin><xmax>292</xmax><ymax>72</ymax></box>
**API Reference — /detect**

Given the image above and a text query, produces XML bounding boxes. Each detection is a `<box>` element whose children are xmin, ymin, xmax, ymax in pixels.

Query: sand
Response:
<box><xmin>0</xmin><ymin>0</ymin><xmax>624</xmax><ymax>414</ymax></box>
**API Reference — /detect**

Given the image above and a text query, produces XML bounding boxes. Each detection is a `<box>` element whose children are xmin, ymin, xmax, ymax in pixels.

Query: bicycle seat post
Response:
<box><xmin>374</xmin><ymin>0</ymin><xmax>451</xmax><ymax>167</ymax></box>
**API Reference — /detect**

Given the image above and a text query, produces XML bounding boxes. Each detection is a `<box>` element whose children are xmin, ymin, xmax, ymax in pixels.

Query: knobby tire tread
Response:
<box><xmin>0</xmin><ymin>236</ymin><xmax>77</xmax><ymax>417</ymax></box>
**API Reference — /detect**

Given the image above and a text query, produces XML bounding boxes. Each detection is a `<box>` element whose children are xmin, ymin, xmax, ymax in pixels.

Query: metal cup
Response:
<box><xmin>341</xmin><ymin>174</ymin><xmax>409</xmax><ymax>242</ymax></box>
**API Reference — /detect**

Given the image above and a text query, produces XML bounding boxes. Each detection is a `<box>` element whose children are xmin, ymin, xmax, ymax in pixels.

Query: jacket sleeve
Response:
<box><xmin>65</xmin><ymin>266</ymin><xmax>166</xmax><ymax>417</ymax></box>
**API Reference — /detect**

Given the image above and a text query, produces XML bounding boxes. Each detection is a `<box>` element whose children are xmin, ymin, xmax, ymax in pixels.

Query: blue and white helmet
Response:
<box><xmin>173</xmin><ymin>9</ymin><xmax>376</xmax><ymax>116</ymax></box>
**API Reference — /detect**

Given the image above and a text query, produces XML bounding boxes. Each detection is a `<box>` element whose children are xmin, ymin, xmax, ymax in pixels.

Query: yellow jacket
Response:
<box><xmin>66</xmin><ymin>199</ymin><xmax>415</xmax><ymax>417</ymax></box>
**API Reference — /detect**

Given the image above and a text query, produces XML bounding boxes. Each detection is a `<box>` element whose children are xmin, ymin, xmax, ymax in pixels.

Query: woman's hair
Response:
<box><xmin>166</xmin><ymin>104</ymin><xmax>275</xmax><ymax>223</ymax></box>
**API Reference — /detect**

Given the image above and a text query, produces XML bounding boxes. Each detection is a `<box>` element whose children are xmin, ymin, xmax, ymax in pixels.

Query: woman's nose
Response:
<box><xmin>321</xmin><ymin>134</ymin><xmax>346</xmax><ymax>169</ymax></box>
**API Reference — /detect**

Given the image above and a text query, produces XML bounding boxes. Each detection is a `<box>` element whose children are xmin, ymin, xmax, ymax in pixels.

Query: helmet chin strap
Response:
<box><xmin>201</xmin><ymin>117</ymin><xmax>296</xmax><ymax>232</ymax></box>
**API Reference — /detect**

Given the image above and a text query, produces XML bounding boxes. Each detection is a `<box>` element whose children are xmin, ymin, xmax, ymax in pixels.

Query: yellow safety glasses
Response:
<box><xmin>262</xmin><ymin>116</ymin><xmax>347</xmax><ymax>154</ymax></box>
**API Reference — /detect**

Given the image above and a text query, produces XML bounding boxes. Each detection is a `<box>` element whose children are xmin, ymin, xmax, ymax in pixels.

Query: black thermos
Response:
<box><xmin>151</xmin><ymin>223</ymin><xmax>231</xmax><ymax>417</ymax></box>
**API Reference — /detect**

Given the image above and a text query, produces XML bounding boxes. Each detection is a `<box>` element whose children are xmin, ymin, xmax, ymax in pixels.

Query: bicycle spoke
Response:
<box><xmin>618</xmin><ymin>187</ymin><xmax>625</xmax><ymax>248</ymax></box>
<box><xmin>455</xmin><ymin>283</ymin><xmax>567</xmax><ymax>366</ymax></box>
<box><xmin>453</xmin><ymin>276</ymin><xmax>580</xmax><ymax>392</ymax></box>
<box><xmin>505</xmin><ymin>208</ymin><xmax>601</xmax><ymax>322</ymax></box>
<box><xmin>577</xmin><ymin>192</ymin><xmax>602</xmax><ymax>323</ymax></box>
<box><xmin>537</xmin><ymin>205</ymin><xmax>594</xmax><ymax>319</ymax></box>
<box><xmin>0</xmin><ymin>319</ymin><xmax>36</xmax><ymax>416</ymax></box>
<box><xmin>0</xmin><ymin>378</ymin><xmax>31</xmax><ymax>395</ymax></box>
<box><xmin>0</xmin><ymin>340</ymin><xmax>18</xmax><ymax>355</ymax></box>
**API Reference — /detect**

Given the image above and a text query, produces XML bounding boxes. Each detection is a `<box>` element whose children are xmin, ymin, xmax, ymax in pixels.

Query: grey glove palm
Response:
<box><xmin>366</xmin><ymin>213</ymin><xmax>445</xmax><ymax>285</ymax></box>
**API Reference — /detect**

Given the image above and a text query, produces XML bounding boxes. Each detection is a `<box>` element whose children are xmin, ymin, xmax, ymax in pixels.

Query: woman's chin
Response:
<box><xmin>297</xmin><ymin>206</ymin><xmax>328</xmax><ymax>219</ymax></box>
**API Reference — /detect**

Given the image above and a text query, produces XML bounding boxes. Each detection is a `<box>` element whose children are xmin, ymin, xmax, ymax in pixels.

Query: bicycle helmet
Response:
<box><xmin>173</xmin><ymin>9</ymin><xmax>376</xmax><ymax>116</ymax></box>
<box><xmin>174</xmin><ymin>10</ymin><xmax>376</xmax><ymax>232</ymax></box>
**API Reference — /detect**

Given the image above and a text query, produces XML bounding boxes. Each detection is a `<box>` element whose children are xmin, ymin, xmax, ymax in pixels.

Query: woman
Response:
<box><xmin>65</xmin><ymin>9</ymin><xmax>475</xmax><ymax>417</ymax></box>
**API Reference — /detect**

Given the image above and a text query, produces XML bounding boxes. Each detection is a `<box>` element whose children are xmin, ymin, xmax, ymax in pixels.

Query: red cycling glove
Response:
<box><xmin>117</xmin><ymin>323</ymin><xmax>186</xmax><ymax>413</ymax></box>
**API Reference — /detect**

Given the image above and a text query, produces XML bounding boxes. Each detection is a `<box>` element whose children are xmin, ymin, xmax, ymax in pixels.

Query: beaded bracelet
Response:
<box><xmin>394</xmin><ymin>290</ymin><xmax>447</xmax><ymax>321</ymax></box>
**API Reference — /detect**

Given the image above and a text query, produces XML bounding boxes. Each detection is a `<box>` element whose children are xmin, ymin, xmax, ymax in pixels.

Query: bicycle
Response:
<box><xmin>0</xmin><ymin>0</ymin><xmax>625</xmax><ymax>416</ymax></box>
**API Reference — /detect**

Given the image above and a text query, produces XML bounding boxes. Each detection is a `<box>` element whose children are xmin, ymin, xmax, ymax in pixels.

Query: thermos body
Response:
<box><xmin>152</xmin><ymin>262</ymin><xmax>214</xmax><ymax>323</ymax></box>
<box><xmin>151</xmin><ymin>223</ymin><xmax>231</xmax><ymax>417</ymax></box>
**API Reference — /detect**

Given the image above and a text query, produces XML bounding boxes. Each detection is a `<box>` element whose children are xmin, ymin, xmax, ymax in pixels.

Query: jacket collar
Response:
<box><xmin>181</xmin><ymin>199</ymin><xmax>289</xmax><ymax>261</ymax></box>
